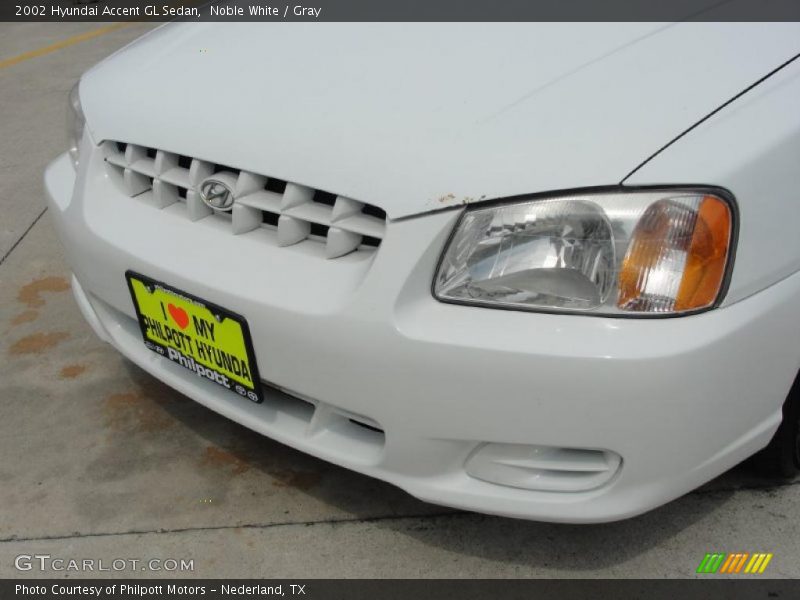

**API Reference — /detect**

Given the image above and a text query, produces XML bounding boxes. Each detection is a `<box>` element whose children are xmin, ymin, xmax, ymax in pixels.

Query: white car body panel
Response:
<box><xmin>46</xmin><ymin>23</ymin><xmax>800</xmax><ymax>522</ymax></box>
<box><xmin>626</xmin><ymin>58</ymin><xmax>800</xmax><ymax>305</ymax></box>
<box><xmin>81</xmin><ymin>22</ymin><xmax>800</xmax><ymax>218</ymax></box>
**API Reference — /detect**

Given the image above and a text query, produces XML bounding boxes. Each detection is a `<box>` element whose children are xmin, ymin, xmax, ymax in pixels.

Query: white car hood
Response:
<box><xmin>82</xmin><ymin>22</ymin><xmax>800</xmax><ymax>219</ymax></box>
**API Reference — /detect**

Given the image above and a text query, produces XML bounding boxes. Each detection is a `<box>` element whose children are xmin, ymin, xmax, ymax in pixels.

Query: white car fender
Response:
<box><xmin>625</xmin><ymin>56</ymin><xmax>800</xmax><ymax>305</ymax></box>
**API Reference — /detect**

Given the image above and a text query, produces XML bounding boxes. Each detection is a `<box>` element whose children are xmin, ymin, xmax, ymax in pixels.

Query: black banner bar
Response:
<box><xmin>2</xmin><ymin>0</ymin><xmax>800</xmax><ymax>22</ymax></box>
<box><xmin>4</xmin><ymin>579</ymin><xmax>800</xmax><ymax>600</ymax></box>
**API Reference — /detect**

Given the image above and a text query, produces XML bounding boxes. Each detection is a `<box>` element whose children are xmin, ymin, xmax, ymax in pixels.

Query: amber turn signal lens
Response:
<box><xmin>618</xmin><ymin>195</ymin><xmax>731</xmax><ymax>313</ymax></box>
<box><xmin>674</xmin><ymin>196</ymin><xmax>731</xmax><ymax>310</ymax></box>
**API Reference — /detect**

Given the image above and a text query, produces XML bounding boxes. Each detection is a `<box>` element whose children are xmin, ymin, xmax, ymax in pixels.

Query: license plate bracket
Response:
<box><xmin>125</xmin><ymin>271</ymin><xmax>263</xmax><ymax>403</ymax></box>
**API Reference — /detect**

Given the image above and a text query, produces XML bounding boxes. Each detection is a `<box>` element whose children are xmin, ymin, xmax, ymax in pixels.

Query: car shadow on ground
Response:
<box><xmin>121</xmin><ymin>359</ymin><xmax>786</xmax><ymax>573</ymax></box>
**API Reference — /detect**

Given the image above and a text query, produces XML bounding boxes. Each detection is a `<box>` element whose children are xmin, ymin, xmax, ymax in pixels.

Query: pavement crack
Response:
<box><xmin>0</xmin><ymin>510</ymin><xmax>465</xmax><ymax>544</ymax></box>
<box><xmin>3</xmin><ymin>480</ymin><xmax>797</xmax><ymax>544</ymax></box>
<box><xmin>0</xmin><ymin>207</ymin><xmax>47</xmax><ymax>267</ymax></box>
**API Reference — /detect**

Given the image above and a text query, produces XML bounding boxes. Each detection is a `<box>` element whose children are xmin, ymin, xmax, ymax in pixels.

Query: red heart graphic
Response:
<box><xmin>167</xmin><ymin>303</ymin><xmax>190</xmax><ymax>329</ymax></box>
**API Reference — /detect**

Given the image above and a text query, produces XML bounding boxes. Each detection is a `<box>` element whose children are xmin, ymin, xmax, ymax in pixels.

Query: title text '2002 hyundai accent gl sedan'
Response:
<box><xmin>46</xmin><ymin>23</ymin><xmax>800</xmax><ymax>522</ymax></box>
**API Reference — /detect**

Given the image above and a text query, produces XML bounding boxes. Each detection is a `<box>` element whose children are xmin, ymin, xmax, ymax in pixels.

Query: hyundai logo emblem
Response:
<box><xmin>199</xmin><ymin>178</ymin><xmax>235</xmax><ymax>211</ymax></box>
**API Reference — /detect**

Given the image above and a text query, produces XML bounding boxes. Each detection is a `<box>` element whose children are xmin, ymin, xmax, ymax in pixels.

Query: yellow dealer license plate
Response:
<box><xmin>126</xmin><ymin>271</ymin><xmax>262</xmax><ymax>403</ymax></box>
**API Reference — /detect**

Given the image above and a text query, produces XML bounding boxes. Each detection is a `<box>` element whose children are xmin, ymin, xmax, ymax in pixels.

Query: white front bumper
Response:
<box><xmin>44</xmin><ymin>147</ymin><xmax>800</xmax><ymax>522</ymax></box>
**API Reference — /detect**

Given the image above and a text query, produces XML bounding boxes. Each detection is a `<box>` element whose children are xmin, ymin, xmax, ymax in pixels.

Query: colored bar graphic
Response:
<box><xmin>759</xmin><ymin>554</ymin><xmax>773</xmax><ymax>573</ymax></box>
<box><xmin>719</xmin><ymin>554</ymin><xmax>736</xmax><ymax>573</ymax></box>
<box><xmin>697</xmin><ymin>553</ymin><xmax>726</xmax><ymax>573</ymax></box>
<box><xmin>734</xmin><ymin>553</ymin><xmax>749</xmax><ymax>573</ymax></box>
<box><xmin>719</xmin><ymin>553</ymin><xmax>749</xmax><ymax>573</ymax></box>
<box><xmin>699</xmin><ymin>552</ymin><xmax>773</xmax><ymax>574</ymax></box>
<box><xmin>696</xmin><ymin>553</ymin><xmax>714</xmax><ymax>573</ymax></box>
<box><xmin>745</xmin><ymin>554</ymin><xmax>761</xmax><ymax>573</ymax></box>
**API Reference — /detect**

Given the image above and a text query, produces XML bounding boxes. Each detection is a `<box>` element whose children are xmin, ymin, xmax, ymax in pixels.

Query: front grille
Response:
<box><xmin>102</xmin><ymin>141</ymin><xmax>387</xmax><ymax>259</ymax></box>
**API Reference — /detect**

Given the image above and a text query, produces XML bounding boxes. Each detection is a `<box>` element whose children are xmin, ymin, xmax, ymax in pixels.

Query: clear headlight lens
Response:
<box><xmin>67</xmin><ymin>82</ymin><xmax>85</xmax><ymax>169</ymax></box>
<box><xmin>434</xmin><ymin>190</ymin><xmax>733</xmax><ymax>316</ymax></box>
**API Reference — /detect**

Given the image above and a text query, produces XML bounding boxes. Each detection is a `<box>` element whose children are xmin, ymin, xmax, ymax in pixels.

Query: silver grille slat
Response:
<box><xmin>283</xmin><ymin>202</ymin><xmax>333</xmax><ymax>226</ymax></box>
<box><xmin>335</xmin><ymin>214</ymin><xmax>387</xmax><ymax>238</ymax></box>
<box><xmin>158</xmin><ymin>168</ymin><xmax>191</xmax><ymax>189</ymax></box>
<box><xmin>237</xmin><ymin>190</ymin><xmax>283</xmax><ymax>212</ymax></box>
<box><xmin>102</xmin><ymin>141</ymin><xmax>387</xmax><ymax>258</ymax></box>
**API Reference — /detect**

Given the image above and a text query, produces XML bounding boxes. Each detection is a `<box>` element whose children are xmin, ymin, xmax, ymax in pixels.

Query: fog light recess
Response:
<box><xmin>465</xmin><ymin>443</ymin><xmax>622</xmax><ymax>492</ymax></box>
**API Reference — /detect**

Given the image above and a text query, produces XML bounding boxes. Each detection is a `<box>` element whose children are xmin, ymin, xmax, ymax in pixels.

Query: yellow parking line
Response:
<box><xmin>0</xmin><ymin>23</ymin><xmax>128</xmax><ymax>70</ymax></box>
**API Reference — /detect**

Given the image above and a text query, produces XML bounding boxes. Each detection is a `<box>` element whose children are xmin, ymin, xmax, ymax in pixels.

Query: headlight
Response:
<box><xmin>67</xmin><ymin>82</ymin><xmax>85</xmax><ymax>169</ymax></box>
<box><xmin>434</xmin><ymin>189</ymin><xmax>733</xmax><ymax>316</ymax></box>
